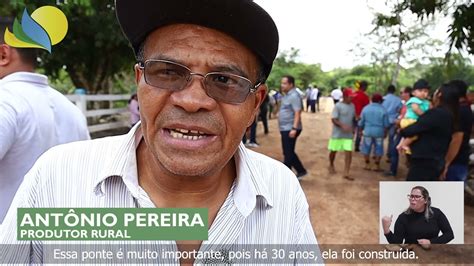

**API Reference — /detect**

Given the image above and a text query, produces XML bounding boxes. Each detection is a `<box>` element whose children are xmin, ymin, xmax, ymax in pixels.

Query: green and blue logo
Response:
<box><xmin>4</xmin><ymin>6</ymin><xmax>68</xmax><ymax>53</ymax></box>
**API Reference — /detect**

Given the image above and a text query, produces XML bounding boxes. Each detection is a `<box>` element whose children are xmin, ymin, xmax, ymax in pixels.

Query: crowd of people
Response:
<box><xmin>0</xmin><ymin>1</ymin><xmax>472</xmax><ymax>262</ymax></box>
<box><xmin>242</xmin><ymin>76</ymin><xmax>472</xmax><ymax>185</ymax></box>
<box><xmin>242</xmin><ymin>76</ymin><xmax>324</xmax><ymax>179</ymax></box>
<box><xmin>327</xmin><ymin>79</ymin><xmax>472</xmax><ymax>182</ymax></box>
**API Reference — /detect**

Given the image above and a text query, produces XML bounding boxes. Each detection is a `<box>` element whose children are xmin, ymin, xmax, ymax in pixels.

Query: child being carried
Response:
<box><xmin>397</xmin><ymin>80</ymin><xmax>431</xmax><ymax>154</ymax></box>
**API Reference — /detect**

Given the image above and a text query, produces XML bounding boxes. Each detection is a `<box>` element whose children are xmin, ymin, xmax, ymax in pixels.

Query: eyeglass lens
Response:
<box><xmin>407</xmin><ymin>194</ymin><xmax>423</xmax><ymax>200</ymax></box>
<box><xmin>142</xmin><ymin>60</ymin><xmax>254</xmax><ymax>104</ymax></box>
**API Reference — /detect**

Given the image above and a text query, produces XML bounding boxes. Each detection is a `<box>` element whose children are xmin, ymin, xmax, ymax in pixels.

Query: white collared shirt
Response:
<box><xmin>0</xmin><ymin>123</ymin><xmax>322</xmax><ymax>264</ymax></box>
<box><xmin>310</xmin><ymin>89</ymin><xmax>319</xmax><ymax>101</ymax></box>
<box><xmin>0</xmin><ymin>72</ymin><xmax>90</xmax><ymax>224</ymax></box>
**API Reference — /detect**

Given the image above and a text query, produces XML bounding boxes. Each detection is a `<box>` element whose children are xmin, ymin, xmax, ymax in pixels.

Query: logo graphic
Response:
<box><xmin>4</xmin><ymin>6</ymin><xmax>68</xmax><ymax>53</ymax></box>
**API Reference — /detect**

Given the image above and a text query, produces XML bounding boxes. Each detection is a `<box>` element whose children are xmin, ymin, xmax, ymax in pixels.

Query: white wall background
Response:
<box><xmin>379</xmin><ymin>182</ymin><xmax>464</xmax><ymax>244</ymax></box>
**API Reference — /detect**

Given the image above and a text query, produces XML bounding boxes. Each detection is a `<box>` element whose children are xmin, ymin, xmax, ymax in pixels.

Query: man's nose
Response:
<box><xmin>168</xmin><ymin>76</ymin><xmax>218</xmax><ymax>113</ymax></box>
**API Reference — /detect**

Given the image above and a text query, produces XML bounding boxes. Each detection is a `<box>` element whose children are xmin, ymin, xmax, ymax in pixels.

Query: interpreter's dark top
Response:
<box><xmin>385</xmin><ymin>207</ymin><xmax>454</xmax><ymax>244</ymax></box>
<box><xmin>401</xmin><ymin>107</ymin><xmax>453</xmax><ymax>160</ymax></box>
<box><xmin>452</xmin><ymin>102</ymin><xmax>473</xmax><ymax>165</ymax></box>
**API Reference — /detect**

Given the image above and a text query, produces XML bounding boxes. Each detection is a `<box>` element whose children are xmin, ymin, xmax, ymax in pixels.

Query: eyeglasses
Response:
<box><xmin>407</xmin><ymin>194</ymin><xmax>424</xmax><ymax>200</ymax></box>
<box><xmin>138</xmin><ymin>59</ymin><xmax>261</xmax><ymax>104</ymax></box>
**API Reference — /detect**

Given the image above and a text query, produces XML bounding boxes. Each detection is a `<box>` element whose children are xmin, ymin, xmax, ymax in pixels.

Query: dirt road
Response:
<box><xmin>250</xmin><ymin>97</ymin><xmax>474</xmax><ymax>245</ymax></box>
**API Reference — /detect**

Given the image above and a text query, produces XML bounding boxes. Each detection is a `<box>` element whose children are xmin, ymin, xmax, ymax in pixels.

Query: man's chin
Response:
<box><xmin>158</xmin><ymin>156</ymin><xmax>222</xmax><ymax>177</ymax></box>
<box><xmin>163</xmin><ymin>165</ymin><xmax>217</xmax><ymax>177</ymax></box>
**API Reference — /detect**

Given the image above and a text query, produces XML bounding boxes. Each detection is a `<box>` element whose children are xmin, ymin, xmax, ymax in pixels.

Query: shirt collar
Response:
<box><xmin>233</xmin><ymin>143</ymin><xmax>273</xmax><ymax>216</ymax></box>
<box><xmin>92</xmin><ymin>122</ymin><xmax>273</xmax><ymax>217</ymax></box>
<box><xmin>92</xmin><ymin>122</ymin><xmax>139</xmax><ymax>197</ymax></box>
<box><xmin>287</xmin><ymin>88</ymin><xmax>297</xmax><ymax>95</ymax></box>
<box><xmin>0</xmin><ymin>72</ymin><xmax>48</xmax><ymax>86</ymax></box>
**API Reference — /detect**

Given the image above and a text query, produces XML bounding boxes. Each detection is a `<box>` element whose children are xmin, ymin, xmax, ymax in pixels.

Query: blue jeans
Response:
<box><xmin>446</xmin><ymin>164</ymin><xmax>468</xmax><ymax>182</ymax></box>
<box><xmin>387</xmin><ymin>124</ymin><xmax>397</xmax><ymax>158</ymax></box>
<box><xmin>242</xmin><ymin>119</ymin><xmax>257</xmax><ymax>143</ymax></box>
<box><xmin>354</xmin><ymin>123</ymin><xmax>362</xmax><ymax>151</ymax></box>
<box><xmin>280</xmin><ymin>130</ymin><xmax>306</xmax><ymax>175</ymax></box>
<box><xmin>361</xmin><ymin>137</ymin><xmax>384</xmax><ymax>157</ymax></box>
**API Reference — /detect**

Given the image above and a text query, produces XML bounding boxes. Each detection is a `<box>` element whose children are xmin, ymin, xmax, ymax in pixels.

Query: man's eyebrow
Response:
<box><xmin>147</xmin><ymin>54</ymin><xmax>250</xmax><ymax>79</ymax></box>
<box><xmin>211</xmin><ymin>65</ymin><xmax>249</xmax><ymax>79</ymax></box>
<box><xmin>148</xmin><ymin>54</ymin><xmax>187</xmax><ymax>65</ymax></box>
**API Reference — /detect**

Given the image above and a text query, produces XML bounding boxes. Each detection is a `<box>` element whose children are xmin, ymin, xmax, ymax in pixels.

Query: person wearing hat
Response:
<box><xmin>328</xmin><ymin>88</ymin><xmax>356</xmax><ymax>180</ymax></box>
<box><xmin>358</xmin><ymin>93</ymin><xmax>390</xmax><ymax>172</ymax></box>
<box><xmin>352</xmin><ymin>81</ymin><xmax>370</xmax><ymax>152</ymax></box>
<box><xmin>0</xmin><ymin>1</ymin><xmax>322</xmax><ymax>264</ymax></box>
<box><xmin>396</xmin><ymin>79</ymin><xmax>431</xmax><ymax>154</ymax></box>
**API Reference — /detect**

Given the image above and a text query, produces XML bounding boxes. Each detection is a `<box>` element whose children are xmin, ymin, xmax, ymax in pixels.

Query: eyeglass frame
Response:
<box><xmin>137</xmin><ymin>59</ymin><xmax>262</xmax><ymax>104</ymax></box>
<box><xmin>407</xmin><ymin>194</ymin><xmax>424</xmax><ymax>200</ymax></box>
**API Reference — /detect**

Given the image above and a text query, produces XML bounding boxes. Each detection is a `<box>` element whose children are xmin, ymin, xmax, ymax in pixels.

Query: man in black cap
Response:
<box><xmin>0</xmin><ymin>1</ymin><xmax>321</xmax><ymax>264</ymax></box>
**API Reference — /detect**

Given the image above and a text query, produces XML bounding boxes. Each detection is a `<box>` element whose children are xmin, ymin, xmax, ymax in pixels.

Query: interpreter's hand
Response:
<box><xmin>381</xmin><ymin>215</ymin><xmax>393</xmax><ymax>234</ymax></box>
<box><xmin>417</xmin><ymin>239</ymin><xmax>431</xmax><ymax>249</ymax></box>
<box><xmin>289</xmin><ymin>129</ymin><xmax>297</xmax><ymax>138</ymax></box>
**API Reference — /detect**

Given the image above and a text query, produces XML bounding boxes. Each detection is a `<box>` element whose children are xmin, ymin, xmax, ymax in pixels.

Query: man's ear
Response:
<box><xmin>134</xmin><ymin>63</ymin><xmax>142</xmax><ymax>85</ymax></box>
<box><xmin>246</xmin><ymin>84</ymin><xmax>267</xmax><ymax>127</ymax></box>
<box><xmin>0</xmin><ymin>44</ymin><xmax>13</xmax><ymax>67</ymax></box>
<box><xmin>254</xmin><ymin>84</ymin><xmax>267</xmax><ymax>110</ymax></box>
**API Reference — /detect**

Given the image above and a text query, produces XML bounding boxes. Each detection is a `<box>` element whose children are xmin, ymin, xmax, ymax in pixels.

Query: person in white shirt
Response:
<box><xmin>0</xmin><ymin>1</ymin><xmax>322</xmax><ymax>265</ymax></box>
<box><xmin>0</xmin><ymin>19</ymin><xmax>90</xmax><ymax>224</ymax></box>
<box><xmin>331</xmin><ymin>87</ymin><xmax>343</xmax><ymax>104</ymax></box>
<box><xmin>308</xmin><ymin>86</ymin><xmax>319</xmax><ymax>113</ymax></box>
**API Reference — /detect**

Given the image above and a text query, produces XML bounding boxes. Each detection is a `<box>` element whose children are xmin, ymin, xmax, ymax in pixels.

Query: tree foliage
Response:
<box><xmin>266</xmin><ymin>48</ymin><xmax>329</xmax><ymax>92</ymax></box>
<box><xmin>391</xmin><ymin>0</ymin><xmax>473</xmax><ymax>54</ymax></box>
<box><xmin>421</xmin><ymin>54</ymin><xmax>474</xmax><ymax>89</ymax></box>
<box><xmin>265</xmin><ymin>48</ymin><xmax>473</xmax><ymax>96</ymax></box>
<box><xmin>1</xmin><ymin>0</ymin><xmax>471</xmax><ymax>97</ymax></box>
<box><xmin>1</xmin><ymin>0</ymin><xmax>134</xmax><ymax>94</ymax></box>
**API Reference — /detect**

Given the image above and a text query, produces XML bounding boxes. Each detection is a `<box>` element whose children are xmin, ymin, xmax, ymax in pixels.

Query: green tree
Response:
<box><xmin>1</xmin><ymin>0</ymin><xmax>134</xmax><ymax>94</ymax></box>
<box><xmin>390</xmin><ymin>0</ymin><xmax>473</xmax><ymax>54</ymax></box>
<box><xmin>353</xmin><ymin>0</ymin><xmax>442</xmax><ymax>87</ymax></box>
<box><xmin>266</xmin><ymin>48</ymin><xmax>331</xmax><ymax>92</ymax></box>
<box><xmin>421</xmin><ymin>54</ymin><xmax>474</xmax><ymax>89</ymax></box>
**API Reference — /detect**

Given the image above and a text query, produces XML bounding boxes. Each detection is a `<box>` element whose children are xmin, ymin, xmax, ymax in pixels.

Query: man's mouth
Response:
<box><xmin>167</xmin><ymin>128</ymin><xmax>210</xmax><ymax>140</ymax></box>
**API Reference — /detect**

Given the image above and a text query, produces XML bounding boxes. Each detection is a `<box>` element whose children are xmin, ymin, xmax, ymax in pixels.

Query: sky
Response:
<box><xmin>254</xmin><ymin>0</ymin><xmax>464</xmax><ymax>72</ymax></box>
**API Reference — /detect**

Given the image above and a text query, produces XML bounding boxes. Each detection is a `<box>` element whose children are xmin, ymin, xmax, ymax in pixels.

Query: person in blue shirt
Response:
<box><xmin>382</xmin><ymin>85</ymin><xmax>402</xmax><ymax>162</ymax></box>
<box><xmin>279</xmin><ymin>75</ymin><xmax>307</xmax><ymax>179</ymax></box>
<box><xmin>359</xmin><ymin>93</ymin><xmax>390</xmax><ymax>171</ymax></box>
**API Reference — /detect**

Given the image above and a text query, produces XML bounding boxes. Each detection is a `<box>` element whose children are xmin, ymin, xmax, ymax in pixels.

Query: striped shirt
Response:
<box><xmin>0</xmin><ymin>123</ymin><xmax>322</xmax><ymax>265</ymax></box>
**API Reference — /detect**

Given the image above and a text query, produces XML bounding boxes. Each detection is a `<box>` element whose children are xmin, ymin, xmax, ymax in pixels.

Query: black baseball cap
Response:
<box><xmin>115</xmin><ymin>0</ymin><xmax>279</xmax><ymax>80</ymax></box>
<box><xmin>413</xmin><ymin>79</ymin><xmax>431</xmax><ymax>90</ymax></box>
